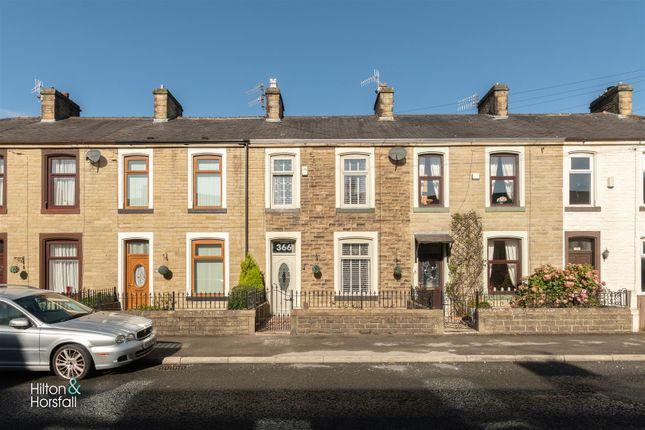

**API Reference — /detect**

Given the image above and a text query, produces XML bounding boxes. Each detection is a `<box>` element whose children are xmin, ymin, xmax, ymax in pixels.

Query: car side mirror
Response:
<box><xmin>9</xmin><ymin>318</ymin><xmax>31</xmax><ymax>329</ymax></box>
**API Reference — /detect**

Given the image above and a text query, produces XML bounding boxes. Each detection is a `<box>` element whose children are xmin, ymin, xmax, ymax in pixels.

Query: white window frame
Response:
<box><xmin>185</xmin><ymin>232</ymin><xmax>230</xmax><ymax>296</ymax></box>
<box><xmin>565</xmin><ymin>151</ymin><xmax>596</xmax><ymax>207</ymax></box>
<box><xmin>413</xmin><ymin>147</ymin><xmax>449</xmax><ymax>208</ymax></box>
<box><xmin>335</xmin><ymin>148</ymin><xmax>375</xmax><ymax>209</ymax></box>
<box><xmin>482</xmin><ymin>231</ymin><xmax>529</xmax><ymax>292</ymax></box>
<box><xmin>485</xmin><ymin>147</ymin><xmax>525</xmax><ymax>208</ymax></box>
<box><xmin>117</xmin><ymin>232</ymin><xmax>154</xmax><ymax>297</ymax></box>
<box><xmin>333</xmin><ymin>231</ymin><xmax>379</xmax><ymax>294</ymax></box>
<box><xmin>187</xmin><ymin>148</ymin><xmax>227</xmax><ymax>209</ymax></box>
<box><xmin>118</xmin><ymin>148</ymin><xmax>154</xmax><ymax>210</ymax></box>
<box><xmin>264</xmin><ymin>148</ymin><xmax>300</xmax><ymax>209</ymax></box>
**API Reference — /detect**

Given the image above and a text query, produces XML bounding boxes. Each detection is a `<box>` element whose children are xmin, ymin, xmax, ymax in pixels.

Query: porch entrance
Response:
<box><xmin>124</xmin><ymin>240</ymin><xmax>149</xmax><ymax>309</ymax></box>
<box><xmin>414</xmin><ymin>234</ymin><xmax>450</xmax><ymax>310</ymax></box>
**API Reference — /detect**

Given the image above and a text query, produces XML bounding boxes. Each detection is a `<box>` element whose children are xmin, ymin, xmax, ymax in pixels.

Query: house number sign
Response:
<box><xmin>273</xmin><ymin>241</ymin><xmax>295</xmax><ymax>253</ymax></box>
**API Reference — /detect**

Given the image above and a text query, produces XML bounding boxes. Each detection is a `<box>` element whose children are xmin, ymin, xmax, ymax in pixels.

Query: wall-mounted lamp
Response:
<box><xmin>157</xmin><ymin>265</ymin><xmax>173</xmax><ymax>280</ymax></box>
<box><xmin>601</xmin><ymin>249</ymin><xmax>610</xmax><ymax>261</ymax></box>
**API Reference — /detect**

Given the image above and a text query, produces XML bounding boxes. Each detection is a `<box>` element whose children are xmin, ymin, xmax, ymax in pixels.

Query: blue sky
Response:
<box><xmin>0</xmin><ymin>0</ymin><xmax>643</xmax><ymax>118</ymax></box>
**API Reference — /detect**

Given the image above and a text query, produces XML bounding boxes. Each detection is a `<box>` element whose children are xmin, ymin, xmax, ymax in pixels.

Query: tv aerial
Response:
<box><xmin>360</xmin><ymin>69</ymin><xmax>381</xmax><ymax>89</ymax></box>
<box><xmin>31</xmin><ymin>79</ymin><xmax>44</xmax><ymax>100</ymax></box>
<box><xmin>457</xmin><ymin>93</ymin><xmax>478</xmax><ymax>112</ymax></box>
<box><xmin>246</xmin><ymin>82</ymin><xmax>266</xmax><ymax>110</ymax></box>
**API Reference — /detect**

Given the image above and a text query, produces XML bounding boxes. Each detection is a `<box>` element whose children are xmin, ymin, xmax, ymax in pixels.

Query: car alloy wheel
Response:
<box><xmin>53</xmin><ymin>345</ymin><xmax>90</xmax><ymax>380</ymax></box>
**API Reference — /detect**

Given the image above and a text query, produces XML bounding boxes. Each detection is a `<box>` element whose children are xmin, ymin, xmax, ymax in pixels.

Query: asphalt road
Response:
<box><xmin>2</xmin><ymin>359</ymin><xmax>645</xmax><ymax>429</ymax></box>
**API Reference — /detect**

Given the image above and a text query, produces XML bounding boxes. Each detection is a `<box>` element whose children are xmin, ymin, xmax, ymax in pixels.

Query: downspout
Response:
<box><xmin>244</xmin><ymin>139</ymin><xmax>250</xmax><ymax>256</ymax></box>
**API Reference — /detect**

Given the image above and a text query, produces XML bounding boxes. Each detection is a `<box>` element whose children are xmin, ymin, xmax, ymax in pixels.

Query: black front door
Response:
<box><xmin>417</xmin><ymin>242</ymin><xmax>443</xmax><ymax>309</ymax></box>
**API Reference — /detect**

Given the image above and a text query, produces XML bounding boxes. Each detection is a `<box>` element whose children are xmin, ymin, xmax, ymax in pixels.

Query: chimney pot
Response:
<box><xmin>39</xmin><ymin>87</ymin><xmax>81</xmax><ymax>122</ymax></box>
<box><xmin>153</xmin><ymin>87</ymin><xmax>183</xmax><ymax>122</ymax></box>
<box><xmin>477</xmin><ymin>83</ymin><xmax>509</xmax><ymax>117</ymax></box>
<box><xmin>265</xmin><ymin>78</ymin><xmax>284</xmax><ymax>122</ymax></box>
<box><xmin>374</xmin><ymin>83</ymin><xmax>394</xmax><ymax>120</ymax></box>
<box><xmin>589</xmin><ymin>83</ymin><xmax>633</xmax><ymax>115</ymax></box>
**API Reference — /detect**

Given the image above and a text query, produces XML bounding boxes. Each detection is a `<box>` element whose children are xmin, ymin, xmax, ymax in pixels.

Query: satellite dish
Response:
<box><xmin>388</xmin><ymin>147</ymin><xmax>407</xmax><ymax>163</ymax></box>
<box><xmin>86</xmin><ymin>149</ymin><xmax>102</xmax><ymax>164</ymax></box>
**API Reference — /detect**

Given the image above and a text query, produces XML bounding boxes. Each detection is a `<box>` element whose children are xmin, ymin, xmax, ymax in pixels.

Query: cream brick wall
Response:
<box><xmin>0</xmin><ymin>146</ymin><xmax>253</xmax><ymax>293</ymax></box>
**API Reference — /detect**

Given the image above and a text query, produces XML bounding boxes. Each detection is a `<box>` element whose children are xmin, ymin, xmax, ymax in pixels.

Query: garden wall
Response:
<box><xmin>125</xmin><ymin>309</ymin><xmax>255</xmax><ymax>336</ymax></box>
<box><xmin>291</xmin><ymin>308</ymin><xmax>443</xmax><ymax>335</ymax></box>
<box><xmin>477</xmin><ymin>307</ymin><xmax>632</xmax><ymax>334</ymax></box>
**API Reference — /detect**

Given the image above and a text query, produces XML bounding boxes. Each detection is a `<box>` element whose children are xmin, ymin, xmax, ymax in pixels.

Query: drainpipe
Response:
<box><xmin>244</xmin><ymin>139</ymin><xmax>250</xmax><ymax>256</ymax></box>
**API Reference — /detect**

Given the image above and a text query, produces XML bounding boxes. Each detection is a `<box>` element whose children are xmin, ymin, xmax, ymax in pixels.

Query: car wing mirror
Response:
<box><xmin>9</xmin><ymin>318</ymin><xmax>31</xmax><ymax>329</ymax></box>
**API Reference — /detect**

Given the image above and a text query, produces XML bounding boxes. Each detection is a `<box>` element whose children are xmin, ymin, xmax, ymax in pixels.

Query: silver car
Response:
<box><xmin>0</xmin><ymin>285</ymin><xmax>156</xmax><ymax>380</ymax></box>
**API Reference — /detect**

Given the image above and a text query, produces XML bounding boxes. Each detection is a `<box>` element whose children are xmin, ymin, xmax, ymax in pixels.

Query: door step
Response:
<box><xmin>444</xmin><ymin>327</ymin><xmax>478</xmax><ymax>335</ymax></box>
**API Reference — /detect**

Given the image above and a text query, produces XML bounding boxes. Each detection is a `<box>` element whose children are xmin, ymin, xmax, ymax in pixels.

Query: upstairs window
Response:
<box><xmin>272</xmin><ymin>156</ymin><xmax>294</xmax><ymax>207</ymax></box>
<box><xmin>418</xmin><ymin>154</ymin><xmax>443</xmax><ymax>206</ymax></box>
<box><xmin>193</xmin><ymin>155</ymin><xmax>222</xmax><ymax>208</ymax></box>
<box><xmin>487</xmin><ymin>238</ymin><xmax>521</xmax><ymax>293</ymax></box>
<box><xmin>568</xmin><ymin>154</ymin><xmax>593</xmax><ymax>205</ymax></box>
<box><xmin>340</xmin><ymin>241</ymin><xmax>372</xmax><ymax>294</ymax></box>
<box><xmin>490</xmin><ymin>154</ymin><xmax>518</xmax><ymax>206</ymax></box>
<box><xmin>43</xmin><ymin>153</ymin><xmax>78</xmax><ymax>213</ymax></box>
<box><xmin>342</xmin><ymin>156</ymin><xmax>368</xmax><ymax>206</ymax></box>
<box><xmin>0</xmin><ymin>152</ymin><xmax>5</xmax><ymax>212</ymax></box>
<box><xmin>124</xmin><ymin>155</ymin><xmax>149</xmax><ymax>209</ymax></box>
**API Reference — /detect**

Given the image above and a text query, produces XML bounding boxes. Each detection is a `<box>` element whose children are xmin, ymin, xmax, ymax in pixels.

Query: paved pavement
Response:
<box><xmin>151</xmin><ymin>333</ymin><xmax>645</xmax><ymax>364</ymax></box>
<box><xmin>2</xmin><ymin>361</ymin><xmax>645</xmax><ymax>429</ymax></box>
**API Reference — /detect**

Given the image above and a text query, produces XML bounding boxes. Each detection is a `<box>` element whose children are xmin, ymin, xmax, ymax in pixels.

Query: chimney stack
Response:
<box><xmin>589</xmin><ymin>83</ymin><xmax>633</xmax><ymax>116</ymax></box>
<box><xmin>40</xmin><ymin>88</ymin><xmax>81</xmax><ymax>122</ymax></box>
<box><xmin>374</xmin><ymin>83</ymin><xmax>394</xmax><ymax>120</ymax></box>
<box><xmin>265</xmin><ymin>78</ymin><xmax>284</xmax><ymax>122</ymax></box>
<box><xmin>477</xmin><ymin>83</ymin><xmax>509</xmax><ymax>117</ymax></box>
<box><xmin>153</xmin><ymin>86</ymin><xmax>183</xmax><ymax>122</ymax></box>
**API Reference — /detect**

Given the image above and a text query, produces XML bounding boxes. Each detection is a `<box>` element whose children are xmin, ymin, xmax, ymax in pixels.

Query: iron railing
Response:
<box><xmin>293</xmin><ymin>288</ymin><xmax>435</xmax><ymax>310</ymax></box>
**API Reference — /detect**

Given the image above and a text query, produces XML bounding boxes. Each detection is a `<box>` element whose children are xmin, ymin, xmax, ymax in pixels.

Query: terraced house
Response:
<box><xmin>0</xmin><ymin>80</ymin><xmax>644</xmax><ymax>331</ymax></box>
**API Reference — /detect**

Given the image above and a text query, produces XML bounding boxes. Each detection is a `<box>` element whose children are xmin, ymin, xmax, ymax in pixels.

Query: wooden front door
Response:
<box><xmin>0</xmin><ymin>237</ymin><xmax>5</xmax><ymax>285</ymax></box>
<box><xmin>125</xmin><ymin>240</ymin><xmax>149</xmax><ymax>309</ymax></box>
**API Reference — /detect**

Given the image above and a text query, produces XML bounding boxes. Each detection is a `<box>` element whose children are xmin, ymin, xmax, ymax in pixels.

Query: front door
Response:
<box><xmin>0</xmin><ymin>237</ymin><xmax>5</xmax><ymax>285</ymax></box>
<box><xmin>125</xmin><ymin>240</ymin><xmax>149</xmax><ymax>309</ymax></box>
<box><xmin>270</xmin><ymin>240</ymin><xmax>296</xmax><ymax>316</ymax></box>
<box><xmin>417</xmin><ymin>242</ymin><xmax>443</xmax><ymax>309</ymax></box>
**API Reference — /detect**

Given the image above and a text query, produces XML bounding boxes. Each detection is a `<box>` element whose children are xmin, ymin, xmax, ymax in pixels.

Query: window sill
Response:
<box><xmin>336</xmin><ymin>208</ymin><xmax>375</xmax><ymax>214</ymax></box>
<box><xmin>118</xmin><ymin>208</ymin><xmax>154</xmax><ymax>214</ymax></box>
<box><xmin>565</xmin><ymin>206</ymin><xmax>601</xmax><ymax>212</ymax></box>
<box><xmin>413</xmin><ymin>207</ymin><xmax>449</xmax><ymax>213</ymax></box>
<box><xmin>186</xmin><ymin>295</ymin><xmax>228</xmax><ymax>302</ymax></box>
<box><xmin>41</xmin><ymin>208</ymin><xmax>80</xmax><ymax>215</ymax></box>
<box><xmin>265</xmin><ymin>208</ymin><xmax>300</xmax><ymax>214</ymax></box>
<box><xmin>639</xmin><ymin>206</ymin><xmax>645</xmax><ymax>212</ymax></box>
<box><xmin>485</xmin><ymin>206</ymin><xmax>525</xmax><ymax>213</ymax></box>
<box><xmin>188</xmin><ymin>208</ymin><xmax>227</xmax><ymax>214</ymax></box>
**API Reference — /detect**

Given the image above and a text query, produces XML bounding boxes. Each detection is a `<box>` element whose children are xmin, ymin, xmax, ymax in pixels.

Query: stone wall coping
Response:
<box><xmin>125</xmin><ymin>309</ymin><xmax>255</xmax><ymax>316</ymax></box>
<box><xmin>293</xmin><ymin>308</ymin><xmax>442</xmax><ymax>316</ymax></box>
<box><xmin>478</xmin><ymin>307</ymin><xmax>629</xmax><ymax>314</ymax></box>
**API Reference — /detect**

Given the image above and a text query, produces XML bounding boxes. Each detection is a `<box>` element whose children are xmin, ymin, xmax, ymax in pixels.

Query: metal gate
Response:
<box><xmin>256</xmin><ymin>284</ymin><xmax>294</xmax><ymax>332</ymax></box>
<box><xmin>443</xmin><ymin>292</ymin><xmax>478</xmax><ymax>329</ymax></box>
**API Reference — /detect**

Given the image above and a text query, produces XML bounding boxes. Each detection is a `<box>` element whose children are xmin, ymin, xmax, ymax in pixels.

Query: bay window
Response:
<box><xmin>487</xmin><ymin>238</ymin><xmax>521</xmax><ymax>293</ymax></box>
<box><xmin>124</xmin><ymin>155</ymin><xmax>149</xmax><ymax>209</ymax></box>
<box><xmin>568</xmin><ymin>154</ymin><xmax>593</xmax><ymax>205</ymax></box>
<box><xmin>490</xmin><ymin>154</ymin><xmax>518</xmax><ymax>206</ymax></box>
<box><xmin>418</xmin><ymin>154</ymin><xmax>443</xmax><ymax>206</ymax></box>
<box><xmin>43</xmin><ymin>152</ymin><xmax>79</xmax><ymax>213</ymax></box>
<box><xmin>191</xmin><ymin>239</ymin><xmax>225</xmax><ymax>295</ymax></box>
<box><xmin>193</xmin><ymin>155</ymin><xmax>222</xmax><ymax>208</ymax></box>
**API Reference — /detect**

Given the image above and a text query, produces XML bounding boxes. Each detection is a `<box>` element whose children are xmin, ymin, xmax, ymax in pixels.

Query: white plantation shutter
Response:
<box><xmin>340</xmin><ymin>242</ymin><xmax>371</xmax><ymax>293</ymax></box>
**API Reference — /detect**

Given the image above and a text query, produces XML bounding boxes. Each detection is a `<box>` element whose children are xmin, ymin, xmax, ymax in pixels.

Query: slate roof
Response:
<box><xmin>0</xmin><ymin>113</ymin><xmax>644</xmax><ymax>143</ymax></box>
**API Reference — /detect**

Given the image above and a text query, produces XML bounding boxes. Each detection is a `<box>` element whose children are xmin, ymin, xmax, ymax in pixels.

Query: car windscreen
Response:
<box><xmin>15</xmin><ymin>293</ymin><xmax>93</xmax><ymax>324</ymax></box>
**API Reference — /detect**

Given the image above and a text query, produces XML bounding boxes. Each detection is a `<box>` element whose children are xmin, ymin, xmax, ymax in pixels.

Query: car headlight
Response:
<box><xmin>126</xmin><ymin>333</ymin><xmax>136</xmax><ymax>342</ymax></box>
<box><xmin>115</xmin><ymin>335</ymin><xmax>126</xmax><ymax>344</ymax></box>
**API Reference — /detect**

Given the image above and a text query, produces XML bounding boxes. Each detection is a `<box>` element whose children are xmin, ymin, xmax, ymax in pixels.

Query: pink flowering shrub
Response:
<box><xmin>511</xmin><ymin>264</ymin><xmax>605</xmax><ymax>308</ymax></box>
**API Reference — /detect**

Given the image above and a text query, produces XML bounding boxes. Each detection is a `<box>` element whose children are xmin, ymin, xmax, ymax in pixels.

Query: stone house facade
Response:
<box><xmin>0</xmin><ymin>81</ymin><xmax>643</xmax><ymax>328</ymax></box>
